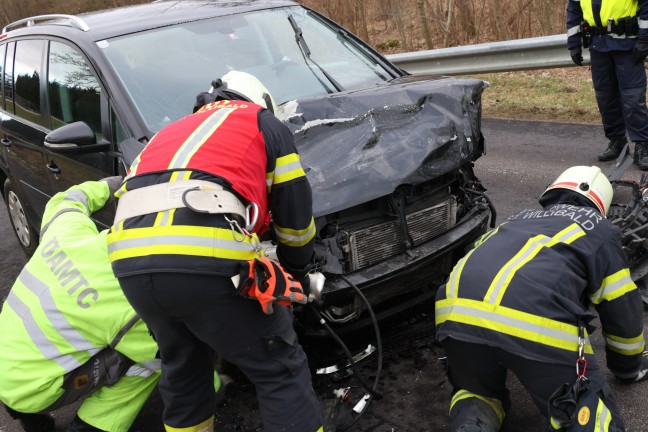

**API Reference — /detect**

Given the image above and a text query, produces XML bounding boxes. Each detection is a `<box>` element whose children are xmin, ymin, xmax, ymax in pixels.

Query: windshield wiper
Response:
<box><xmin>288</xmin><ymin>14</ymin><xmax>344</xmax><ymax>92</ymax></box>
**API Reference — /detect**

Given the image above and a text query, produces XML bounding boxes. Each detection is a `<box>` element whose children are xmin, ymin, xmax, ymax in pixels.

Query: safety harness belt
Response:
<box><xmin>114</xmin><ymin>180</ymin><xmax>248</xmax><ymax>225</ymax></box>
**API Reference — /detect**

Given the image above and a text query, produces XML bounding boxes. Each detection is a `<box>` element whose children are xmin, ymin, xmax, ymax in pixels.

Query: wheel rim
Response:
<box><xmin>7</xmin><ymin>190</ymin><xmax>31</xmax><ymax>248</ymax></box>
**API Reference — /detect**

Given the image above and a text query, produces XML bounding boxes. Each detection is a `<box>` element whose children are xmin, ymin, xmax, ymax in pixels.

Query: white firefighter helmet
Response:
<box><xmin>540</xmin><ymin>165</ymin><xmax>613</xmax><ymax>216</ymax></box>
<box><xmin>209</xmin><ymin>70</ymin><xmax>278</xmax><ymax>114</ymax></box>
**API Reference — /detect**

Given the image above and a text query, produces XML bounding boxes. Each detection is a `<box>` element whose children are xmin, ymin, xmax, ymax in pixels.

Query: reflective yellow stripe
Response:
<box><xmin>595</xmin><ymin>398</ymin><xmax>611</xmax><ymax>432</ymax></box>
<box><xmin>484</xmin><ymin>224</ymin><xmax>585</xmax><ymax>305</ymax></box>
<box><xmin>108</xmin><ymin>225</ymin><xmax>258</xmax><ymax>261</ymax></box>
<box><xmin>549</xmin><ymin>416</ymin><xmax>562</xmax><ymax>430</ymax></box>
<box><xmin>590</xmin><ymin>269</ymin><xmax>636</xmax><ymax>305</ymax></box>
<box><xmin>273</xmin><ymin>153</ymin><xmax>306</xmax><ymax>185</ymax></box>
<box><xmin>153</xmin><ymin>172</ymin><xmax>192</xmax><ymax>226</ymax></box>
<box><xmin>604</xmin><ymin>332</ymin><xmax>645</xmax><ymax>356</ymax></box>
<box><xmin>435</xmin><ymin>298</ymin><xmax>594</xmax><ymax>354</ymax></box>
<box><xmin>164</xmin><ymin>416</ymin><xmax>213</xmax><ymax>432</ymax></box>
<box><xmin>450</xmin><ymin>389</ymin><xmax>505</xmax><ymax>426</ymax></box>
<box><xmin>125</xmin><ymin>152</ymin><xmax>143</xmax><ymax>182</ymax></box>
<box><xmin>168</xmin><ymin>109</ymin><xmax>233</xmax><ymax>169</ymax></box>
<box><xmin>274</xmin><ymin>218</ymin><xmax>316</xmax><ymax>247</ymax></box>
<box><xmin>447</xmin><ymin>225</ymin><xmax>501</xmax><ymax>299</ymax></box>
<box><xmin>446</xmin><ymin>249</ymin><xmax>477</xmax><ymax>299</ymax></box>
<box><xmin>473</xmin><ymin>224</ymin><xmax>502</xmax><ymax>248</ymax></box>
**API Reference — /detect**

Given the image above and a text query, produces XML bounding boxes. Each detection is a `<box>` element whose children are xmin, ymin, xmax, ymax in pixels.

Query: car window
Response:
<box><xmin>4</xmin><ymin>42</ymin><xmax>15</xmax><ymax>113</ymax></box>
<box><xmin>0</xmin><ymin>44</ymin><xmax>5</xmax><ymax>110</ymax></box>
<box><xmin>100</xmin><ymin>6</ymin><xmax>394</xmax><ymax>133</ymax></box>
<box><xmin>13</xmin><ymin>39</ymin><xmax>45</xmax><ymax>127</ymax></box>
<box><xmin>48</xmin><ymin>41</ymin><xmax>102</xmax><ymax>138</ymax></box>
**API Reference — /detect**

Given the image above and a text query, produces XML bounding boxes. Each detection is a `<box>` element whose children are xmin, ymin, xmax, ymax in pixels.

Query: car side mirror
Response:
<box><xmin>44</xmin><ymin>121</ymin><xmax>109</xmax><ymax>153</ymax></box>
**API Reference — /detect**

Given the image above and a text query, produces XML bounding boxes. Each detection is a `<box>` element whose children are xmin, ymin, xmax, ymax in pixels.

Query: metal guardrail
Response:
<box><xmin>385</xmin><ymin>33</ymin><xmax>591</xmax><ymax>76</ymax></box>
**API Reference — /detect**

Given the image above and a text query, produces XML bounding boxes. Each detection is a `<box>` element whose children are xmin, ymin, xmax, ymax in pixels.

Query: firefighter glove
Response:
<box><xmin>100</xmin><ymin>176</ymin><xmax>124</xmax><ymax>196</ymax></box>
<box><xmin>634</xmin><ymin>36</ymin><xmax>648</xmax><ymax>64</ymax></box>
<box><xmin>235</xmin><ymin>257</ymin><xmax>307</xmax><ymax>314</ymax></box>
<box><xmin>570</xmin><ymin>46</ymin><xmax>583</xmax><ymax>66</ymax></box>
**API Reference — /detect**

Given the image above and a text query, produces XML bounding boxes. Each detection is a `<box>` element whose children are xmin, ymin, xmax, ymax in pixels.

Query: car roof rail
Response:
<box><xmin>2</xmin><ymin>14</ymin><xmax>91</xmax><ymax>34</ymax></box>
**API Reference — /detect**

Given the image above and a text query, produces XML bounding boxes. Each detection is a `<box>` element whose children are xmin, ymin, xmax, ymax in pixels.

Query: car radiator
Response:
<box><xmin>346</xmin><ymin>196</ymin><xmax>458</xmax><ymax>271</ymax></box>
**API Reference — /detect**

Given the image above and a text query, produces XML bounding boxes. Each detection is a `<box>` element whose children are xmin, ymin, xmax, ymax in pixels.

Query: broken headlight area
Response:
<box><xmin>295</xmin><ymin>165</ymin><xmax>492</xmax><ymax>368</ymax></box>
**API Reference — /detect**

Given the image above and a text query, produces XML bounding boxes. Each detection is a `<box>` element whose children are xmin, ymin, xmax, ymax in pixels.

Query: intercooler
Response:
<box><xmin>346</xmin><ymin>196</ymin><xmax>458</xmax><ymax>271</ymax></box>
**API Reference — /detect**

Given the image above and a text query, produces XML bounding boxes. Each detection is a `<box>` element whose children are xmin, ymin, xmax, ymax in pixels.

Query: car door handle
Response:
<box><xmin>1</xmin><ymin>138</ymin><xmax>11</xmax><ymax>147</ymax></box>
<box><xmin>46</xmin><ymin>163</ymin><xmax>61</xmax><ymax>175</ymax></box>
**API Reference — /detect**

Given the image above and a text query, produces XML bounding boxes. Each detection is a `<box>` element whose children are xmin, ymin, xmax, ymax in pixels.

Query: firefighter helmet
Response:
<box><xmin>539</xmin><ymin>165</ymin><xmax>613</xmax><ymax>216</ymax></box>
<box><xmin>209</xmin><ymin>70</ymin><xmax>278</xmax><ymax>114</ymax></box>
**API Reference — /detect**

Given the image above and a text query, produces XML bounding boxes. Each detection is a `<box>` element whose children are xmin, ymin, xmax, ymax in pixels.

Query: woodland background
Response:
<box><xmin>0</xmin><ymin>0</ymin><xmax>569</xmax><ymax>55</ymax></box>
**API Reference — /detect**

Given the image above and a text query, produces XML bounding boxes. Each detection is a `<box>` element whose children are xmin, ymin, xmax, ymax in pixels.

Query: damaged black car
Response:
<box><xmin>0</xmin><ymin>0</ymin><xmax>493</xmax><ymax>370</ymax></box>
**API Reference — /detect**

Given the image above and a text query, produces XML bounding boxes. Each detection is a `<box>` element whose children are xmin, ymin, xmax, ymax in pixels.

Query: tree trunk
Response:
<box><xmin>443</xmin><ymin>0</ymin><xmax>454</xmax><ymax>47</ymax></box>
<box><xmin>418</xmin><ymin>0</ymin><xmax>434</xmax><ymax>49</ymax></box>
<box><xmin>356</xmin><ymin>0</ymin><xmax>370</xmax><ymax>41</ymax></box>
<box><xmin>492</xmin><ymin>0</ymin><xmax>508</xmax><ymax>40</ymax></box>
<box><xmin>390</xmin><ymin>0</ymin><xmax>411</xmax><ymax>51</ymax></box>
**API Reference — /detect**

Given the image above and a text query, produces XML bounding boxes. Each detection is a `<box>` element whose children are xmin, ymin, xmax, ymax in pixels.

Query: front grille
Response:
<box><xmin>346</xmin><ymin>196</ymin><xmax>457</xmax><ymax>271</ymax></box>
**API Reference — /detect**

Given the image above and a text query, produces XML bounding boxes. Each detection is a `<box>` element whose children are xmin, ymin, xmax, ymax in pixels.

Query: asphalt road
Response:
<box><xmin>1</xmin><ymin>118</ymin><xmax>648</xmax><ymax>431</ymax></box>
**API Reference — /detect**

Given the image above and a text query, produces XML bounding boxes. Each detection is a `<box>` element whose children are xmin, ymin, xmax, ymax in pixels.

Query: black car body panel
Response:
<box><xmin>0</xmin><ymin>0</ymin><xmax>494</xmax><ymax>368</ymax></box>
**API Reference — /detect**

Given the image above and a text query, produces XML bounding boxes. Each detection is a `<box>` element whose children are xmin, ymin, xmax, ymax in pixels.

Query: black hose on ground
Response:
<box><xmin>311</xmin><ymin>274</ymin><xmax>384</xmax><ymax>431</ymax></box>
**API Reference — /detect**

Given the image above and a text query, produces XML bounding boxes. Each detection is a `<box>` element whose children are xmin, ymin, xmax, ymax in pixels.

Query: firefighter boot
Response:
<box><xmin>598</xmin><ymin>137</ymin><xmax>627</xmax><ymax>161</ymax></box>
<box><xmin>65</xmin><ymin>416</ymin><xmax>103</xmax><ymax>432</ymax></box>
<box><xmin>634</xmin><ymin>141</ymin><xmax>648</xmax><ymax>170</ymax></box>
<box><xmin>449</xmin><ymin>393</ymin><xmax>504</xmax><ymax>432</ymax></box>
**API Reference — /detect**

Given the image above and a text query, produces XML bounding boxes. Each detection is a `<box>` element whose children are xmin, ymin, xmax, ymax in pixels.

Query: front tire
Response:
<box><xmin>3</xmin><ymin>178</ymin><xmax>38</xmax><ymax>256</ymax></box>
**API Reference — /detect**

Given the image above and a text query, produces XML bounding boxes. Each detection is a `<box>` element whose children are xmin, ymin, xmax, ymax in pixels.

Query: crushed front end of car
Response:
<box><xmin>278</xmin><ymin>74</ymin><xmax>494</xmax><ymax>368</ymax></box>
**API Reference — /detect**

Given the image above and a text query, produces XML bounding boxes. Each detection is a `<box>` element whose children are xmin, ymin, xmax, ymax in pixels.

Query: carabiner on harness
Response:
<box><xmin>576</xmin><ymin>325</ymin><xmax>588</xmax><ymax>378</ymax></box>
<box><xmin>224</xmin><ymin>214</ymin><xmax>262</xmax><ymax>254</ymax></box>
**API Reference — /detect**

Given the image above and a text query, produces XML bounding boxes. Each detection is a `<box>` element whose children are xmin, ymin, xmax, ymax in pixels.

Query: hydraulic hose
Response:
<box><xmin>310</xmin><ymin>274</ymin><xmax>384</xmax><ymax>430</ymax></box>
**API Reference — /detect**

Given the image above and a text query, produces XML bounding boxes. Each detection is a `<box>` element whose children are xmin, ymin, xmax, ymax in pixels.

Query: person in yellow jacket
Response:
<box><xmin>0</xmin><ymin>179</ymin><xmax>168</xmax><ymax>432</ymax></box>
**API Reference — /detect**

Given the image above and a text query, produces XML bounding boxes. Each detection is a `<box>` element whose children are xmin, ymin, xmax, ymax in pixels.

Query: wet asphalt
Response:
<box><xmin>1</xmin><ymin>118</ymin><xmax>648</xmax><ymax>431</ymax></box>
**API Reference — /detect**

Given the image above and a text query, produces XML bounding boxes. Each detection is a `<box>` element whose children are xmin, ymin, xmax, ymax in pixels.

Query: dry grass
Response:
<box><xmin>470</xmin><ymin>67</ymin><xmax>602</xmax><ymax>124</ymax></box>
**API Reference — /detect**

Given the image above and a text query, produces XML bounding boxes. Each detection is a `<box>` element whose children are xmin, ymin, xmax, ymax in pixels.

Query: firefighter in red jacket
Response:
<box><xmin>107</xmin><ymin>71</ymin><xmax>323</xmax><ymax>432</ymax></box>
<box><xmin>435</xmin><ymin>166</ymin><xmax>648</xmax><ymax>432</ymax></box>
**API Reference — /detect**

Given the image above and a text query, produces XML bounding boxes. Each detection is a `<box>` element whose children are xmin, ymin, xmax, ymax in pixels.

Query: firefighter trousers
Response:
<box><xmin>590</xmin><ymin>48</ymin><xmax>648</xmax><ymax>143</ymax></box>
<box><xmin>441</xmin><ymin>338</ymin><xmax>625</xmax><ymax>431</ymax></box>
<box><xmin>118</xmin><ymin>272</ymin><xmax>323</xmax><ymax>432</ymax></box>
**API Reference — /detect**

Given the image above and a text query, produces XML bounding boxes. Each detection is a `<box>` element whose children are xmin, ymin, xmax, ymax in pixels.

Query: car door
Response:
<box><xmin>44</xmin><ymin>40</ymin><xmax>119</xmax><ymax>230</ymax></box>
<box><xmin>0</xmin><ymin>39</ymin><xmax>54</xmax><ymax>234</ymax></box>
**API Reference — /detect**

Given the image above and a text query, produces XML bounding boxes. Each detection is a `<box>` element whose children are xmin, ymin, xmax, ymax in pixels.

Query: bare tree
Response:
<box><xmin>418</xmin><ymin>0</ymin><xmax>434</xmax><ymax>49</ymax></box>
<box><xmin>491</xmin><ymin>0</ymin><xmax>508</xmax><ymax>40</ymax></box>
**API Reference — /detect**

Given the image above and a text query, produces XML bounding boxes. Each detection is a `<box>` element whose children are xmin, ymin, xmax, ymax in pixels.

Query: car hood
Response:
<box><xmin>276</xmin><ymin>75</ymin><xmax>488</xmax><ymax>217</ymax></box>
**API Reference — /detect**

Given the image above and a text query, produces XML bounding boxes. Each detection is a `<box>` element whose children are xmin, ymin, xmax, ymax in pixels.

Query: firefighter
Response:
<box><xmin>435</xmin><ymin>166</ymin><xmax>648</xmax><ymax>431</ymax></box>
<box><xmin>0</xmin><ymin>179</ymin><xmax>164</xmax><ymax>432</ymax></box>
<box><xmin>567</xmin><ymin>0</ymin><xmax>648</xmax><ymax>169</ymax></box>
<box><xmin>108</xmin><ymin>71</ymin><xmax>323</xmax><ymax>432</ymax></box>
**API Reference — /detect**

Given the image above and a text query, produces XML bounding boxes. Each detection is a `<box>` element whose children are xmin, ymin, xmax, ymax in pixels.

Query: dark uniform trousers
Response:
<box><xmin>118</xmin><ymin>272</ymin><xmax>322</xmax><ymax>431</ymax></box>
<box><xmin>590</xmin><ymin>49</ymin><xmax>648</xmax><ymax>142</ymax></box>
<box><xmin>443</xmin><ymin>338</ymin><xmax>626</xmax><ymax>432</ymax></box>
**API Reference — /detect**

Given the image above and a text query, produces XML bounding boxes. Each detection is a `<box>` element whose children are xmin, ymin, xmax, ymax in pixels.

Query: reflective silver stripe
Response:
<box><xmin>40</xmin><ymin>208</ymin><xmax>85</xmax><ymax>237</ymax></box>
<box><xmin>169</xmin><ymin>109</ymin><xmax>232</xmax><ymax>169</ymax></box>
<box><xmin>639</xmin><ymin>18</ymin><xmax>648</xmax><ymax>29</ymax></box>
<box><xmin>19</xmin><ymin>269</ymin><xmax>101</xmax><ymax>355</ymax></box>
<box><xmin>274</xmin><ymin>160</ymin><xmax>303</xmax><ymax>179</ymax></box>
<box><xmin>5</xmin><ymin>290</ymin><xmax>82</xmax><ymax>371</ymax></box>
<box><xmin>485</xmin><ymin>224</ymin><xmax>584</xmax><ymax>304</ymax></box>
<box><xmin>567</xmin><ymin>25</ymin><xmax>581</xmax><ymax>37</ymax></box>
<box><xmin>63</xmin><ymin>189</ymin><xmax>89</xmax><ymax>212</ymax></box>
<box><xmin>274</xmin><ymin>224</ymin><xmax>316</xmax><ymax>245</ymax></box>
<box><xmin>596</xmin><ymin>401</ymin><xmax>610</xmax><ymax>431</ymax></box>
<box><xmin>446</xmin><ymin>250</ymin><xmax>476</xmax><ymax>299</ymax></box>
<box><xmin>604</xmin><ymin>336</ymin><xmax>645</xmax><ymax>353</ymax></box>
<box><xmin>125</xmin><ymin>365</ymin><xmax>156</xmax><ymax>377</ymax></box>
<box><xmin>436</xmin><ymin>303</ymin><xmax>588</xmax><ymax>348</ymax></box>
<box><xmin>107</xmin><ymin>234</ymin><xmax>256</xmax><ymax>254</ymax></box>
<box><xmin>141</xmin><ymin>359</ymin><xmax>162</xmax><ymax>371</ymax></box>
<box><xmin>157</xmin><ymin>210</ymin><xmax>172</xmax><ymax>227</ymax></box>
<box><xmin>485</xmin><ymin>236</ymin><xmax>552</xmax><ymax>304</ymax></box>
<box><xmin>590</xmin><ymin>274</ymin><xmax>634</xmax><ymax>304</ymax></box>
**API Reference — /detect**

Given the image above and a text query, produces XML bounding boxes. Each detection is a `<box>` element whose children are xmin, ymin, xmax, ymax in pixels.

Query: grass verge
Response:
<box><xmin>469</xmin><ymin>67</ymin><xmax>601</xmax><ymax>124</ymax></box>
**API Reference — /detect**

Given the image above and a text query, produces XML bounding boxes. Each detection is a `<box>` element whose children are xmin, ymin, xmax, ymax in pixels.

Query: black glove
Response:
<box><xmin>633</xmin><ymin>36</ymin><xmax>648</xmax><ymax>64</ymax></box>
<box><xmin>570</xmin><ymin>46</ymin><xmax>583</xmax><ymax>66</ymax></box>
<box><xmin>100</xmin><ymin>176</ymin><xmax>123</xmax><ymax>196</ymax></box>
<box><xmin>616</xmin><ymin>351</ymin><xmax>648</xmax><ymax>385</ymax></box>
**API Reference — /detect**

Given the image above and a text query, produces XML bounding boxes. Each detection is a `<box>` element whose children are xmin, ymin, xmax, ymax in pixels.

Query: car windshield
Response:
<box><xmin>100</xmin><ymin>6</ymin><xmax>394</xmax><ymax>132</ymax></box>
